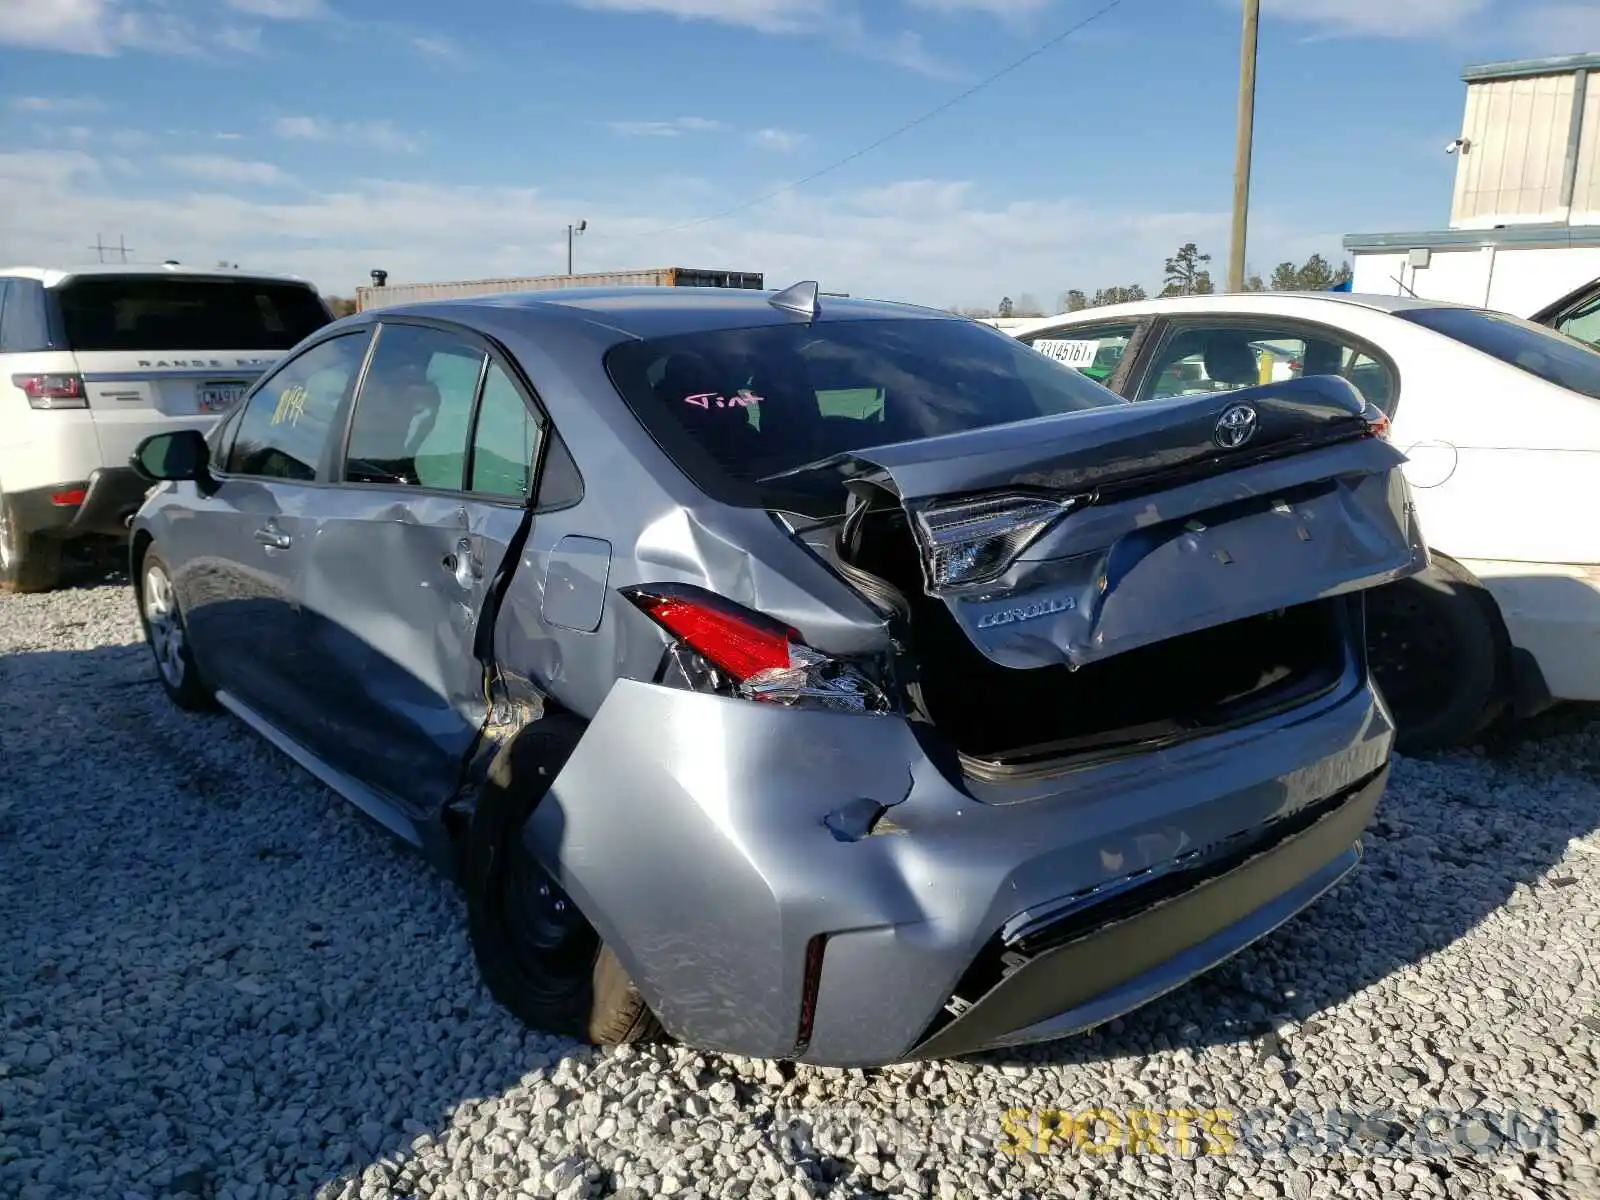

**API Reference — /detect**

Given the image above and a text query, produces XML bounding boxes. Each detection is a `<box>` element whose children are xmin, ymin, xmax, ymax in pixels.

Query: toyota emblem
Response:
<box><xmin>1214</xmin><ymin>403</ymin><xmax>1258</xmax><ymax>450</ymax></box>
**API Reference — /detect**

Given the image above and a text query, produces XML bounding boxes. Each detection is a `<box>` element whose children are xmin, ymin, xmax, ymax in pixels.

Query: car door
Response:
<box><xmin>1013</xmin><ymin>320</ymin><xmax>1149</xmax><ymax>393</ymax></box>
<box><xmin>1126</xmin><ymin>315</ymin><xmax>1399</xmax><ymax>417</ymax></box>
<box><xmin>297</xmin><ymin>320</ymin><xmax>544</xmax><ymax>818</ymax></box>
<box><xmin>172</xmin><ymin>330</ymin><xmax>373</xmax><ymax>740</ymax></box>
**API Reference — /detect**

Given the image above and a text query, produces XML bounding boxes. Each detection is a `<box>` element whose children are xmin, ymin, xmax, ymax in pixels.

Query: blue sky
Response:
<box><xmin>1</xmin><ymin>0</ymin><xmax>1596</xmax><ymax>308</ymax></box>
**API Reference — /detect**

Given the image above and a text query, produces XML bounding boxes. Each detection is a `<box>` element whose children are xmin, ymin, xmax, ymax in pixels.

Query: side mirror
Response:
<box><xmin>131</xmin><ymin>429</ymin><xmax>212</xmax><ymax>485</ymax></box>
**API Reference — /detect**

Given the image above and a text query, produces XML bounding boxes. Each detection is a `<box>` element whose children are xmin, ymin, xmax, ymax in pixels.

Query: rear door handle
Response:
<box><xmin>254</xmin><ymin>526</ymin><xmax>291</xmax><ymax>550</ymax></box>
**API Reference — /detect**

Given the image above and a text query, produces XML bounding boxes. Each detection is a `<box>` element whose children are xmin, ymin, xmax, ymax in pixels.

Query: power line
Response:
<box><xmin>597</xmin><ymin>0</ymin><xmax>1127</xmax><ymax>241</ymax></box>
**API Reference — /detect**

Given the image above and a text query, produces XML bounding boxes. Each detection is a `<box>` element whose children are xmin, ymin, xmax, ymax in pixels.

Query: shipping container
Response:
<box><xmin>356</xmin><ymin>267</ymin><xmax>764</xmax><ymax>312</ymax></box>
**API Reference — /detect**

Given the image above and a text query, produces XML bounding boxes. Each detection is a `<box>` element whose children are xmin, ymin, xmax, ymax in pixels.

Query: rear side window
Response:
<box><xmin>1019</xmin><ymin>323</ymin><xmax>1139</xmax><ymax>384</ymax></box>
<box><xmin>0</xmin><ymin>279</ymin><xmax>53</xmax><ymax>352</ymax></box>
<box><xmin>1398</xmin><ymin>306</ymin><xmax>1600</xmax><ymax>400</ymax></box>
<box><xmin>1135</xmin><ymin>322</ymin><xmax>1396</xmax><ymax>412</ymax></box>
<box><xmin>226</xmin><ymin>333</ymin><xmax>369</xmax><ymax>480</ymax></box>
<box><xmin>470</xmin><ymin>363</ymin><xmax>542</xmax><ymax>499</ymax></box>
<box><xmin>52</xmin><ymin>277</ymin><xmax>330</xmax><ymax>352</ymax></box>
<box><xmin>604</xmin><ymin>316</ymin><xmax>1124</xmax><ymax>507</ymax></box>
<box><xmin>1553</xmin><ymin>290</ymin><xmax>1600</xmax><ymax>350</ymax></box>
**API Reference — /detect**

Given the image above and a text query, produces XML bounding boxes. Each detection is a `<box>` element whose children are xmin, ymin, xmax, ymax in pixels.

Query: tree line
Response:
<box><xmin>959</xmin><ymin>243</ymin><xmax>1354</xmax><ymax>320</ymax></box>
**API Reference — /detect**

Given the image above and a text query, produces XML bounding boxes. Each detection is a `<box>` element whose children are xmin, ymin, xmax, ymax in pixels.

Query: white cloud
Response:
<box><xmin>607</xmin><ymin>117</ymin><xmax>727</xmax><ymax>137</ymax></box>
<box><xmin>569</xmin><ymin>0</ymin><xmax>957</xmax><ymax>75</ymax></box>
<box><xmin>162</xmin><ymin>155</ymin><xmax>294</xmax><ymax>185</ymax></box>
<box><xmin>409</xmin><ymin>33</ymin><xmax>464</xmax><ymax>60</ymax></box>
<box><xmin>572</xmin><ymin>0</ymin><xmax>830</xmax><ymax>34</ymax></box>
<box><xmin>1515</xmin><ymin>4</ymin><xmax>1600</xmax><ymax>51</ymax></box>
<box><xmin>272</xmin><ymin>116</ymin><xmax>419</xmax><ymax>153</ymax></box>
<box><xmin>0</xmin><ymin>0</ymin><xmax>119</xmax><ymax>53</ymax></box>
<box><xmin>1258</xmin><ymin>0</ymin><xmax>1491</xmax><ymax>38</ymax></box>
<box><xmin>9</xmin><ymin>95</ymin><xmax>105</xmax><ymax>114</ymax></box>
<box><xmin>0</xmin><ymin>0</ymin><xmax>271</xmax><ymax>56</ymax></box>
<box><xmin>750</xmin><ymin>127</ymin><xmax>808</xmax><ymax>152</ymax></box>
<box><xmin>226</xmin><ymin>0</ymin><xmax>328</xmax><ymax>16</ymax></box>
<box><xmin>0</xmin><ymin>147</ymin><xmax>1343</xmax><ymax>310</ymax></box>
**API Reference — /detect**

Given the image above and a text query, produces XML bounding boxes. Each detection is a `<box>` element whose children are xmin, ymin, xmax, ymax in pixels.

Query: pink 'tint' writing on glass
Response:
<box><xmin>682</xmin><ymin>390</ymin><xmax>763</xmax><ymax>410</ymax></box>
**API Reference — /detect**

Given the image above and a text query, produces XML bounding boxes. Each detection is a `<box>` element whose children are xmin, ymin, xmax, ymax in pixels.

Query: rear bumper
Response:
<box><xmin>529</xmin><ymin>670</ymin><xmax>1395</xmax><ymax>1066</ymax></box>
<box><xmin>906</xmin><ymin>767</ymin><xmax>1383</xmax><ymax>1060</ymax></box>
<box><xmin>8</xmin><ymin>468</ymin><xmax>150</xmax><ymax>541</ymax></box>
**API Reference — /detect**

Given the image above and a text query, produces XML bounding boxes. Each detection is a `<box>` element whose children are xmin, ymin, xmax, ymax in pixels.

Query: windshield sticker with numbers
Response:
<box><xmin>1031</xmin><ymin>339</ymin><xmax>1101</xmax><ymax>370</ymax></box>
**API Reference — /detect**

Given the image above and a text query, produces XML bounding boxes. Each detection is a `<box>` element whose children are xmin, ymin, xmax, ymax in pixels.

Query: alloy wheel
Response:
<box><xmin>143</xmin><ymin>563</ymin><xmax>187</xmax><ymax>689</ymax></box>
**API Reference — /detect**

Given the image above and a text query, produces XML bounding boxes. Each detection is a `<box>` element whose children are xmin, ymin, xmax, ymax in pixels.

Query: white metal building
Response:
<box><xmin>1346</xmin><ymin>53</ymin><xmax>1600</xmax><ymax>317</ymax></box>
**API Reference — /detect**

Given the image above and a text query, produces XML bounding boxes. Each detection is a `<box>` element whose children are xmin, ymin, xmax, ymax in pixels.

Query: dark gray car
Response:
<box><xmin>128</xmin><ymin>282</ymin><xmax>1425</xmax><ymax>1066</ymax></box>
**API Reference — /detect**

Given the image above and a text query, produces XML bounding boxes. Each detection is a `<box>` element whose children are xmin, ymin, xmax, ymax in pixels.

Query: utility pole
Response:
<box><xmin>567</xmin><ymin>220</ymin><xmax>587</xmax><ymax>275</ymax></box>
<box><xmin>1228</xmin><ymin>0</ymin><xmax>1259</xmax><ymax>294</ymax></box>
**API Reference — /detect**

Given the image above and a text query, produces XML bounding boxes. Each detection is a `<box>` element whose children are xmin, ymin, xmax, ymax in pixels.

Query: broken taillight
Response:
<box><xmin>912</xmin><ymin>492</ymin><xmax>1087</xmax><ymax>594</ymax></box>
<box><xmin>623</xmin><ymin>584</ymin><xmax>888</xmax><ymax>715</ymax></box>
<box><xmin>1361</xmin><ymin>402</ymin><xmax>1391</xmax><ymax>439</ymax></box>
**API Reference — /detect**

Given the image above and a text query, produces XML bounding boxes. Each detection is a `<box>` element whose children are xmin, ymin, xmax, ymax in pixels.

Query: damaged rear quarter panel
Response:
<box><xmin>522</xmin><ymin>680</ymin><xmax>927</xmax><ymax>1057</ymax></box>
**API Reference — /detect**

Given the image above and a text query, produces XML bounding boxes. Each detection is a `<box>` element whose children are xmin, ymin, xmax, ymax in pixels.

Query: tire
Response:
<box><xmin>0</xmin><ymin>496</ymin><xmax>62</xmax><ymax>594</ymax></box>
<box><xmin>135</xmin><ymin>549</ymin><xmax>215</xmax><ymax>711</ymax></box>
<box><xmin>465</xmin><ymin>722</ymin><xmax>662</xmax><ymax>1045</ymax></box>
<box><xmin>1365</xmin><ymin>558</ymin><xmax>1504</xmax><ymax>756</ymax></box>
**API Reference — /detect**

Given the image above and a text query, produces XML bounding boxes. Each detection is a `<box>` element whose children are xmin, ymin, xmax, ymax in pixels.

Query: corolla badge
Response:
<box><xmin>976</xmin><ymin>595</ymin><xmax>1075</xmax><ymax>629</ymax></box>
<box><xmin>1213</xmin><ymin>403</ymin><xmax>1258</xmax><ymax>449</ymax></box>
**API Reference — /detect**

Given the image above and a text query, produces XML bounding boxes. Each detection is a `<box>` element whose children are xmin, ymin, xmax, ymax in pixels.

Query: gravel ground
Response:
<box><xmin>1</xmin><ymin>576</ymin><xmax>1598</xmax><ymax>1200</ymax></box>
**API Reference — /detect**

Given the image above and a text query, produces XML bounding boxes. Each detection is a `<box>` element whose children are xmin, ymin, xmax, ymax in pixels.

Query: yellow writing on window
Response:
<box><xmin>271</xmin><ymin>385</ymin><xmax>308</xmax><ymax>426</ymax></box>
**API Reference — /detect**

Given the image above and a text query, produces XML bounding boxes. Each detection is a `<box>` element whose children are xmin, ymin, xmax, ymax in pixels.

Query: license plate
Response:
<box><xmin>198</xmin><ymin>381</ymin><xmax>247</xmax><ymax>413</ymax></box>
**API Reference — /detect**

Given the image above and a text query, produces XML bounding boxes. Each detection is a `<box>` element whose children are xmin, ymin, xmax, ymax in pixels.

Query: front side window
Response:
<box><xmin>344</xmin><ymin>324</ymin><xmax>487</xmax><ymax>489</ymax></box>
<box><xmin>1017</xmin><ymin>323</ymin><xmax>1139</xmax><ymax>384</ymax></box>
<box><xmin>1138</xmin><ymin>322</ymin><xmax>1396</xmax><ymax>410</ymax></box>
<box><xmin>225</xmin><ymin>333</ymin><xmax>370</xmax><ymax>480</ymax></box>
<box><xmin>52</xmin><ymin>277</ymin><xmax>331</xmax><ymax>352</ymax></box>
<box><xmin>604</xmin><ymin>316</ymin><xmax>1125</xmax><ymax>507</ymax></box>
<box><xmin>1397</xmin><ymin>305</ymin><xmax>1600</xmax><ymax>400</ymax></box>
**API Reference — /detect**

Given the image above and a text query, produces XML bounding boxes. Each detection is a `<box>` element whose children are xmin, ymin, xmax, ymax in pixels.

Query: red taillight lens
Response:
<box><xmin>628</xmin><ymin>591</ymin><xmax>795</xmax><ymax>681</ymax></box>
<box><xmin>623</xmin><ymin>584</ymin><xmax>888</xmax><ymax>714</ymax></box>
<box><xmin>13</xmin><ymin>373</ymin><xmax>87</xmax><ymax>410</ymax></box>
<box><xmin>50</xmin><ymin>489</ymin><xmax>86</xmax><ymax>507</ymax></box>
<box><xmin>1362</xmin><ymin>403</ymin><xmax>1392</xmax><ymax>439</ymax></box>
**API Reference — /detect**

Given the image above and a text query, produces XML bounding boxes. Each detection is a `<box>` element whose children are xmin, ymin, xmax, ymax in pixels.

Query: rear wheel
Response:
<box><xmin>136</xmin><ymin>550</ymin><xmax>214</xmax><ymax>711</ymax></box>
<box><xmin>1365</xmin><ymin>559</ymin><xmax>1502</xmax><ymax>756</ymax></box>
<box><xmin>0</xmin><ymin>497</ymin><xmax>62</xmax><ymax>594</ymax></box>
<box><xmin>466</xmin><ymin>724</ymin><xmax>661</xmax><ymax>1045</ymax></box>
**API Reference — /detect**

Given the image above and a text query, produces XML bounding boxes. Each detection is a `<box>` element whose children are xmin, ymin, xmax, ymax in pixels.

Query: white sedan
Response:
<box><xmin>1008</xmin><ymin>292</ymin><xmax>1600</xmax><ymax>754</ymax></box>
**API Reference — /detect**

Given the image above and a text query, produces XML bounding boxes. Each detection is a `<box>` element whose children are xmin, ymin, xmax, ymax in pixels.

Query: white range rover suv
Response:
<box><xmin>0</xmin><ymin>264</ymin><xmax>333</xmax><ymax>591</ymax></box>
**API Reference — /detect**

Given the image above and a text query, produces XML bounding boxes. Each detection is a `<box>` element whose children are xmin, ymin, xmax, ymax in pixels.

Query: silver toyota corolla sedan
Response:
<box><xmin>127</xmin><ymin>281</ymin><xmax>1425</xmax><ymax>1066</ymax></box>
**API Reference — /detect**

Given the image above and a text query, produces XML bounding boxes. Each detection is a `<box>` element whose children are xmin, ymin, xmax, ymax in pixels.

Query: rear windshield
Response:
<box><xmin>1396</xmin><ymin>305</ymin><xmax>1600</xmax><ymax>400</ymax></box>
<box><xmin>53</xmin><ymin>277</ymin><xmax>331</xmax><ymax>352</ymax></box>
<box><xmin>604</xmin><ymin>316</ymin><xmax>1126</xmax><ymax>508</ymax></box>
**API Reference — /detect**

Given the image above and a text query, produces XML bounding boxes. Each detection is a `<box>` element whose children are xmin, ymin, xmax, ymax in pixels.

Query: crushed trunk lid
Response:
<box><xmin>771</xmin><ymin>376</ymin><xmax>1426</xmax><ymax>671</ymax></box>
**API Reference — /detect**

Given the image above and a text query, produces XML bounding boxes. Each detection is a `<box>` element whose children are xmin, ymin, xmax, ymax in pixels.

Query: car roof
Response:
<box><xmin>1008</xmin><ymin>291</ymin><xmax>1474</xmax><ymax>335</ymax></box>
<box><xmin>366</xmin><ymin>285</ymin><xmax>960</xmax><ymax>341</ymax></box>
<box><xmin>0</xmin><ymin>263</ymin><xmax>316</xmax><ymax>289</ymax></box>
